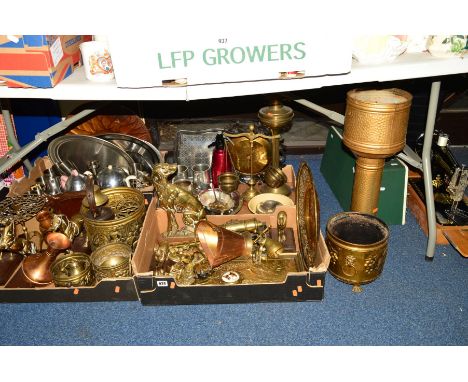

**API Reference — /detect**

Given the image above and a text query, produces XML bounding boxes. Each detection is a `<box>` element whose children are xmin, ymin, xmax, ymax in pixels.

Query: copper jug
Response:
<box><xmin>22</xmin><ymin>232</ymin><xmax>71</xmax><ymax>285</ymax></box>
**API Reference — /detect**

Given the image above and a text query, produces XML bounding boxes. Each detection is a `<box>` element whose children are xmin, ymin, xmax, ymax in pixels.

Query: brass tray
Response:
<box><xmin>296</xmin><ymin>162</ymin><xmax>320</xmax><ymax>269</ymax></box>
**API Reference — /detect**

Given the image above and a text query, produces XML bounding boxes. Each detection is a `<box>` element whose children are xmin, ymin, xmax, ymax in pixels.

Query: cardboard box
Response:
<box><xmin>132</xmin><ymin>196</ymin><xmax>329</xmax><ymax>305</ymax></box>
<box><xmin>107</xmin><ymin>28</ymin><xmax>351</xmax><ymax>88</ymax></box>
<box><xmin>320</xmin><ymin>125</ymin><xmax>408</xmax><ymax>225</ymax></box>
<box><xmin>0</xmin><ymin>35</ymin><xmax>91</xmax><ymax>88</ymax></box>
<box><xmin>0</xmin><ymin>157</ymin><xmax>139</xmax><ymax>303</ymax></box>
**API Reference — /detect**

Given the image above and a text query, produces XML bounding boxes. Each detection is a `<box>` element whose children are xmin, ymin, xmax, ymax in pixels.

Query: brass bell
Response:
<box><xmin>81</xmin><ymin>185</ymin><xmax>109</xmax><ymax>208</ymax></box>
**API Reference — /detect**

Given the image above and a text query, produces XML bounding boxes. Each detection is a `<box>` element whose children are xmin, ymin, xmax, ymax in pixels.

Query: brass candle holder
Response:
<box><xmin>343</xmin><ymin>88</ymin><xmax>412</xmax><ymax>214</ymax></box>
<box><xmin>258</xmin><ymin>101</ymin><xmax>294</xmax><ymax>196</ymax></box>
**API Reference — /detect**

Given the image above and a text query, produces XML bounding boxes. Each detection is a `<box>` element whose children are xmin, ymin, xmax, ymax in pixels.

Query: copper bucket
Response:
<box><xmin>325</xmin><ymin>212</ymin><xmax>389</xmax><ymax>292</ymax></box>
<box><xmin>196</xmin><ymin>221</ymin><xmax>253</xmax><ymax>268</ymax></box>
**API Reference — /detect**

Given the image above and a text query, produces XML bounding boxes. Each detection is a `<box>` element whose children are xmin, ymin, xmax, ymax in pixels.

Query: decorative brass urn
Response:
<box><xmin>343</xmin><ymin>89</ymin><xmax>412</xmax><ymax>214</ymax></box>
<box><xmin>81</xmin><ymin>187</ymin><xmax>145</xmax><ymax>251</ymax></box>
<box><xmin>325</xmin><ymin>212</ymin><xmax>389</xmax><ymax>292</ymax></box>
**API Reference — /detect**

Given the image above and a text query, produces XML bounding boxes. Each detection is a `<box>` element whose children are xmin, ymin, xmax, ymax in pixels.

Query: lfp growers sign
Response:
<box><xmin>108</xmin><ymin>33</ymin><xmax>352</xmax><ymax>88</ymax></box>
<box><xmin>157</xmin><ymin>42</ymin><xmax>306</xmax><ymax>69</ymax></box>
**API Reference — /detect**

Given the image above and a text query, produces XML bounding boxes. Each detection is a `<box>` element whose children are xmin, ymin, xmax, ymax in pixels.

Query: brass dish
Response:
<box><xmin>90</xmin><ymin>242</ymin><xmax>132</xmax><ymax>281</ymax></box>
<box><xmin>248</xmin><ymin>193</ymin><xmax>294</xmax><ymax>214</ymax></box>
<box><xmin>51</xmin><ymin>252</ymin><xmax>95</xmax><ymax>287</ymax></box>
<box><xmin>296</xmin><ymin>162</ymin><xmax>320</xmax><ymax>269</ymax></box>
<box><xmin>81</xmin><ymin>187</ymin><xmax>145</xmax><ymax>251</ymax></box>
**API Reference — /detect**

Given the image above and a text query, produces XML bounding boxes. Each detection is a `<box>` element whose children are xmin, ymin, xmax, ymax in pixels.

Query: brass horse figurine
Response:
<box><xmin>152</xmin><ymin>163</ymin><xmax>206</xmax><ymax>236</ymax></box>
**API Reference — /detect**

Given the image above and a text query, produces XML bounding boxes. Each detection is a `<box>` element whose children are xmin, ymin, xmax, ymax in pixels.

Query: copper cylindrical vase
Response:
<box><xmin>325</xmin><ymin>212</ymin><xmax>389</xmax><ymax>292</ymax></box>
<box><xmin>343</xmin><ymin>88</ymin><xmax>412</xmax><ymax>214</ymax></box>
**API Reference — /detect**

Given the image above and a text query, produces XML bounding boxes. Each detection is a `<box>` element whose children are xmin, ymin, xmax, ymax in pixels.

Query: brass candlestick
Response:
<box><xmin>343</xmin><ymin>89</ymin><xmax>412</xmax><ymax>214</ymax></box>
<box><xmin>258</xmin><ymin>101</ymin><xmax>294</xmax><ymax>196</ymax></box>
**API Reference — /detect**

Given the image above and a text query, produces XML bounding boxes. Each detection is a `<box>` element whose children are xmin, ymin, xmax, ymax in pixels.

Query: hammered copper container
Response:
<box><xmin>343</xmin><ymin>88</ymin><xmax>412</xmax><ymax>214</ymax></box>
<box><xmin>325</xmin><ymin>212</ymin><xmax>389</xmax><ymax>292</ymax></box>
<box><xmin>81</xmin><ymin>187</ymin><xmax>145</xmax><ymax>251</ymax></box>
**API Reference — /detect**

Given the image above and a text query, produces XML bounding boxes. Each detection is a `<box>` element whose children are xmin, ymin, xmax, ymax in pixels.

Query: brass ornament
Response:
<box><xmin>152</xmin><ymin>163</ymin><xmax>206</xmax><ymax>237</ymax></box>
<box><xmin>81</xmin><ymin>187</ymin><xmax>145</xmax><ymax>251</ymax></box>
<box><xmin>343</xmin><ymin>88</ymin><xmax>413</xmax><ymax>214</ymax></box>
<box><xmin>90</xmin><ymin>242</ymin><xmax>132</xmax><ymax>281</ymax></box>
<box><xmin>325</xmin><ymin>212</ymin><xmax>389</xmax><ymax>292</ymax></box>
<box><xmin>51</xmin><ymin>252</ymin><xmax>95</xmax><ymax>287</ymax></box>
<box><xmin>0</xmin><ymin>195</ymin><xmax>47</xmax><ymax>224</ymax></box>
<box><xmin>225</xmin><ymin>124</ymin><xmax>272</xmax><ymax>202</ymax></box>
<box><xmin>296</xmin><ymin>162</ymin><xmax>320</xmax><ymax>269</ymax></box>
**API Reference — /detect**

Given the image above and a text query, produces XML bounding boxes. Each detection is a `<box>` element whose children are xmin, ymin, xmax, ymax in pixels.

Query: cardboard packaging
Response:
<box><xmin>0</xmin><ymin>35</ymin><xmax>91</xmax><ymax>88</ymax></box>
<box><xmin>107</xmin><ymin>29</ymin><xmax>351</xmax><ymax>89</ymax></box>
<box><xmin>320</xmin><ymin>125</ymin><xmax>408</xmax><ymax>225</ymax></box>
<box><xmin>132</xmin><ymin>163</ymin><xmax>329</xmax><ymax>305</ymax></box>
<box><xmin>0</xmin><ymin>157</ymin><xmax>138</xmax><ymax>303</ymax></box>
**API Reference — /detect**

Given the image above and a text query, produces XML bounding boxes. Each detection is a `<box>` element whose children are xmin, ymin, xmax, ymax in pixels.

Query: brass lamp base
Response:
<box><xmin>260</xmin><ymin>183</ymin><xmax>291</xmax><ymax>196</ymax></box>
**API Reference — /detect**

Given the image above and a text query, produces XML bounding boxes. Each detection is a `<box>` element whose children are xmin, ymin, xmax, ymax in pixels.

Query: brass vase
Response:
<box><xmin>325</xmin><ymin>212</ymin><xmax>389</xmax><ymax>292</ymax></box>
<box><xmin>343</xmin><ymin>89</ymin><xmax>412</xmax><ymax>214</ymax></box>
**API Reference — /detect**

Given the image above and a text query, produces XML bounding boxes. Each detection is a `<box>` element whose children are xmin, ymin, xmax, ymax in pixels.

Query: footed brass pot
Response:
<box><xmin>325</xmin><ymin>212</ymin><xmax>389</xmax><ymax>292</ymax></box>
<box><xmin>51</xmin><ymin>253</ymin><xmax>94</xmax><ymax>287</ymax></box>
<box><xmin>90</xmin><ymin>242</ymin><xmax>132</xmax><ymax>281</ymax></box>
<box><xmin>81</xmin><ymin>187</ymin><xmax>145</xmax><ymax>251</ymax></box>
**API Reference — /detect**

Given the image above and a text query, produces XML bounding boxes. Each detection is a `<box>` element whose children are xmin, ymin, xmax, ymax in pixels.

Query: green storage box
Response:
<box><xmin>320</xmin><ymin>125</ymin><xmax>408</xmax><ymax>225</ymax></box>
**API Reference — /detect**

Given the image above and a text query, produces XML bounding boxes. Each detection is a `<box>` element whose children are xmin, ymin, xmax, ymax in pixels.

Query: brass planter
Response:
<box><xmin>325</xmin><ymin>212</ymin><xmax>389</xmax><ymax>292</ymax></box>
<box><xmin>90</xmin><ymin>242</ymin><xmax>132</xmax><ymax>281</ymax></box>
<box><xmin>81</xmin><ymin>187</ymin><xmax>145</xmax><ymax>251</ymax></box>
<box><xmin>51</xmin><ymin>253</ymin><xmax>95</xmax><ymax>287</ymax></box>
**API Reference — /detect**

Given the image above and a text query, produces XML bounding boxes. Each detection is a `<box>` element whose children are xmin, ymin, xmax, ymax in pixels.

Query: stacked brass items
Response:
<box><xmin>81</xmin><ymin>187</ymin><xmax>145</xmax><ymax>251</ymax></box>
<box><xmin>326</xmin><ymin>212</ymin><xmax>389</xmax><ymax>292</ymax></box>
<box><xmin>152</xmin><ymin>163</ymin><xmax>206</xmax><ymax>237</ymax></box>
<box><xmin>258</xmin><ymin>101</ymin><xmax>294</xmax><ymax>196</ymax></box>
<box><xmin>343</xmin><ymin>88</ymin><xmax>412</xmax><ymax>214</ymax></box>
<box><xmin>224</xmin><ymin>124</ymin><xmax>272</xmax><ymax>202</ymax></box>
<box><xmin>51</xmin><ymin>252</ymin><xmax>94</xmax><ymax>287</ymax></box>
<box><xmin>90</xmin><ymin>242</ymin><xmax>132</xmax><ymax>281</ymax></box>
